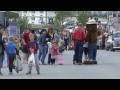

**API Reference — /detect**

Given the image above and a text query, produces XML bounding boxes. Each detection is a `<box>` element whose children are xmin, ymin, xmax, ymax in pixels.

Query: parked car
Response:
<box><xmin>105</xmin><ymin>31</ymin><xmax>120</xmax><ymax>51</ymax></box>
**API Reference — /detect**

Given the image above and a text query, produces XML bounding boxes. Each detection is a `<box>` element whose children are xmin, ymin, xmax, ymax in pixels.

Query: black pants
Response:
<box><xmin>65</xmin><ymin>44</ymin><xmax>68</xmax><ymax>50</ymax></box>
<box><xmin>48</xmin><ymin>54</ymin><xmax>51</xmax><ymax>64</ymax></box>
<box><xmin>8</xmin><ymin>53</ymin><xmax>16</xmax><ymax>72</ymax></box>
<box><xmin>84</xmin><ymin>47</ymin><xmax>88</xmax><ymax>56</ymax></box>
<box><xmin>51</xmin><ymin>59</ymin><xmax>55</xmax><ymax>64</ymax></box>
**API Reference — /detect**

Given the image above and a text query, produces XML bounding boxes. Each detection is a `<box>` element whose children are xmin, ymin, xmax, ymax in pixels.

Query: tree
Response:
<box><xmin>53</xmin><ymin>11</ymin><xmax>72</xmax><ymax>30</ymax></box>
<box><xmin>77</xmin><ymin>11</ymin><xmax>90</xmax><ymax>26</ymax></box>
<box><xmin>19</xmin><ymin>17</ymin><xmax>30</xmax><ymax>34</ymax></box>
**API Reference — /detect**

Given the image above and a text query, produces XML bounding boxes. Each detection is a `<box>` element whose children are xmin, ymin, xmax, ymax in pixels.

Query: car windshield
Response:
<box><xmin>113</xmin><ymin>33</ymin><xmax>120</xmax><ymax>38</ymax></box>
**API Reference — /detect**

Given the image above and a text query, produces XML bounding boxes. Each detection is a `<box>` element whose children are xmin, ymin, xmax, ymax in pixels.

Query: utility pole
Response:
<box><xmin>107</xmin><ymin>11</ymin><xmax>110</xmax><ymax>33</ymax></box>
<box><xmin>116</xmin><ymin>11</ymin><xmax>119</xmax><ymax>31</ymax></box>
<box><xmin>45</xmin><ymin>11</ymin><xmax>47</xmax><ymax>26</ymax></box>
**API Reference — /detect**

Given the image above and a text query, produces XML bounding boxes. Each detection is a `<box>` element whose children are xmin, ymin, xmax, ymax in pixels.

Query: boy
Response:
<box><xmin>6</xmin><ymin>36</ymin><xmax>19</xmax><ymax>75</ymax></box>
<box><xmin>26</xmin><ymin>34</ymin><xmax>40</xmax><ymax>75</ymax></box>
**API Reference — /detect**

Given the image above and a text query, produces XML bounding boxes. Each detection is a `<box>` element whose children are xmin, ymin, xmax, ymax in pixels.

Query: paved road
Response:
<box><xmin>0</xmin><ymin>50</ymin><xmax>120</xmax><ymax>79</ymax></box>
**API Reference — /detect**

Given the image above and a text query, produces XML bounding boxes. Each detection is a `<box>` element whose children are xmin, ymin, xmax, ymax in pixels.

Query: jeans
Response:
<box><xmin>88</xmin><ymin>43</ymin><xmax>97</xmax><ymax>60</ymax></box>
<box><xmin>0</xmin><ymin>54</ymin><xmax>3</xmax><ymax>68</ymax></box>
<box><xmin>73</xmin><ymin>40</ymin><xmax>84</xmax><ymax>62</ymax></box>
<box><xmin>8</xmin><ymin>53</ymin><xmax>16</xmax><ymax>72</ymax></box>
<box><xmin>39</xmin><ymin>45</ymin><xmax>47</xmax><ymax>64</ymax></box>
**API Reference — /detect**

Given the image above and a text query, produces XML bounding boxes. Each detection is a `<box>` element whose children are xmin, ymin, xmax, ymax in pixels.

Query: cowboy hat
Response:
<box><xmin>86</xmin><ymin>19</ymin><xmax>97</xmax><ymax>24</ymax></box>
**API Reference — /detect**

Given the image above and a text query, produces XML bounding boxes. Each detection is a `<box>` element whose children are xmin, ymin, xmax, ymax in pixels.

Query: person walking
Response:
<box><xmin>0</xmin><ymin>25</ymin><xmax>5</xmax><ymax>75</ymax></box>
<box><xmin>38</xmin><ymin>29</ymin><xmax>47</xmax><ymax>65</ymax></box>
<box><xmin>22</xmin><ymin>28</ymin><xmax>30</xmax><ymax>64</ymax></box>
<box><xmin>72</xmin><ymin>23</ymin><xmax>85</xmax><ymax>65</ymax></box>
<box><xmin>26</xmin><ymin>34</ymin><xmax>40</xmax><ymax>75</ymax></box>
<box><xmin>6</xmin><ymin>36</ymin><xmax>19</xmax><ymax>75</ymax></box>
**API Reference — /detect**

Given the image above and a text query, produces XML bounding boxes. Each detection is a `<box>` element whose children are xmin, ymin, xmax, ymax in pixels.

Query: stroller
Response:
<box><xmin>68</xmin><ymin>41</ymin><xmax>74</xmax><ymax>50</ymax></box>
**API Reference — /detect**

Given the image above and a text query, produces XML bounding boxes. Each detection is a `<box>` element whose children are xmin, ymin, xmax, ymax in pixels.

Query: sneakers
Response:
<box><xmin>9</xmin><ymin>72</ymin><xmax>13</xmax><ymax>75</ymax></box>
<box><xmin>0</xmin><ymin>72</ymin><xmax>3</xmax><ymax>75</ymax></box>
<box><xmin>73</xmin><ymin>61</ymin><xmax>76</xmax><ymax>64</ymax></box>
<box><xmin>23</xmin><ymin>61</ymin><xmax>28</xmax><ymax>64</ymax></box>
<box><xmin>26</xmin><ymin>71</ymin><xmax>40</xmax><ymax>75</ymax></box>
<box><xmin>42</xmin><ymin>63</ymin><xmax>47</xmax><ymax>65</ymax></box>
<box><xmin>15</xmin><ymin>67</ymin><xmax>19</xmax><ymax>73</ymax></box>
<box><xmin>78</xmin><ymin>61</ymin><xmax>82</xmax><ymax>65</ymax></box>
<box><xmin>37</xmin><ymin>71</ymin><xmax>40</xmax><ymax>75</ymax></box>
<box><xmin>26</xmin><ymin>71</ymin><xmax>31</xmax><ymax>75</ymax></box>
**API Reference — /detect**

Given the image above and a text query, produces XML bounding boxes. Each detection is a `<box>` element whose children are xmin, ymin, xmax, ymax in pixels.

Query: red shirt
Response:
<box><xmin>50</xmin><ymin>44</ymin><xmax>58</xmax><ymax>56</ymax></box>
<box><xmin>23</xmin><ymin>32</ymin><xmax>30</xmax><ymax>47</ymax></box>
<box><xmin>72</xmin><ymin>27</ymin><xmax>85</xmax><ymax>41</ymax></box>
<box><xmin>27</xmin><ymin>41</ymin><xmax>38</xmax><ymax>54</ymax></box>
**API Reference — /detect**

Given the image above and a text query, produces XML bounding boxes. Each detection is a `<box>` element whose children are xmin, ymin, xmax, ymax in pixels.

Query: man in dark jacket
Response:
<box><xmin>0</xmin><ymin>25</ymin><xmax>5</xmax><ymax>75</ymax></box>
<box><xmin>38</xmin><ymin>29</ymin><xmax>47</xmax><ymax>65</ymax></box>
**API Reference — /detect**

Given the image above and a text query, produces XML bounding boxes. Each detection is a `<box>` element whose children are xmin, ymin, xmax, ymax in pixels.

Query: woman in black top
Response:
<box><xmin>46</xmin><ymin>28</ymin><xmax>54</xmax><ymax>54</ymax></box>
<box><xmin>64</xmin><ymin>35</ymin><xmax>69</xmax><ymax>51</ymax></box>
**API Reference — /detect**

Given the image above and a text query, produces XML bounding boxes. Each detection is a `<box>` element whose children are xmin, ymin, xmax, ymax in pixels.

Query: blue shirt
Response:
<box><xmin>6</xmin><ymin>41</ymin><xmax>16</xmax><ymax>54</ymax></box>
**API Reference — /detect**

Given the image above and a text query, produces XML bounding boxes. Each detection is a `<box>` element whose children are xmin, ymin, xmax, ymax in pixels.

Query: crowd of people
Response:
<box><xmin>0</xmin><ymin>19</ymin><xmax>101</xmax><ymax>75</ymax></box>
<box><xmin>0</xmin><ymin>25</ymin><xmax>71</xmax><ymax>75</ymax></box>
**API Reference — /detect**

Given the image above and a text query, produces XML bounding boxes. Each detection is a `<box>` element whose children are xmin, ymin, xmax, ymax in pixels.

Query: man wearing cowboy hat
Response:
<box><xmin>72</xmin><ymin>23</ymin><xmax>85</xmax><ymax>65</ymax></box>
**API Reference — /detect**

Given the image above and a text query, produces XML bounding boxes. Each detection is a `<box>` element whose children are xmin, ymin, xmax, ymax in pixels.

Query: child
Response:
<box><xmin>50</xmin><ymin>40</ymin><xmax>59</xmax><ymax>65</ymax></box>
<box><xmin>83</xmin><ymin>28</ymin><xmax>89</xmax><ymax>64</ymax></box>
<box><xmin>59</xmin><ymin>41</ymin><xmax>65</xmax><ymax>53</ymax></box>
<box><xmin>6</xmin><ymin>36</ymin><xmax>19</xmax><ymax>75</ymax></box>
<box><xmin>26</xmin><ymin>34</ymin><xmax>40</xmax><ymax>75</ymax></box>
<box><xmin>57</xmin><ymin>41</ymin><xmax>65</xmax><ymax>65</ymax></box>
<box><xmin>83</xmin><ymin>42</ymin><xmax>88</xmax><ymax>61</ymax></box>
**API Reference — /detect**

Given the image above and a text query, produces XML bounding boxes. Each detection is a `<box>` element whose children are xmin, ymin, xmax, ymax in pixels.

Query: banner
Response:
<box><xmin>7</xmin><ymin>25</ymin><xmax>20</xmax><ymax>39</ymax></box>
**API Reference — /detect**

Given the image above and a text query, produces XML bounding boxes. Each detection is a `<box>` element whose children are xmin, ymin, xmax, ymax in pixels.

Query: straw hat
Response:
<box><xmin>86</xmin><ymin>19</ymin><xmax>97</xmax><ymax>24</ymax></box>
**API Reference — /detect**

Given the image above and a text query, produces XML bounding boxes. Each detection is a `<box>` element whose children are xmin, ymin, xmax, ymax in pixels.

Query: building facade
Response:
<box><xmin>19</xmin><ymin>11</ymin><xmax>55</xmax><ymax>25</ymax></box>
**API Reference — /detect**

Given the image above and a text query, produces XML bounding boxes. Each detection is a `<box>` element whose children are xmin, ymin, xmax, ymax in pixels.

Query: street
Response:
<box><xmin>0</xmin><ymin>50</ymin><xmax>120</xmax><ymax>79</ymax></box>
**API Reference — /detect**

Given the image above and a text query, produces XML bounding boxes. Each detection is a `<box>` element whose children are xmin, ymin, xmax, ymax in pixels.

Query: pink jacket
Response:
<box><xmin>50</xmin><ymin>44</ymin><xmax>58</xmax><ymax>56</ymax></box>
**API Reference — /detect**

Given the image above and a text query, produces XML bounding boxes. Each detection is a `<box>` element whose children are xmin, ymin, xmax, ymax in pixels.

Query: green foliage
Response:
<box><xmin>28</xmin><ymin>23</ymin><xmax>32</xmax><ymax>28</ymax></box>
<box><xmin>77</xmin><ymin>11</ymin><xmax>90</xmax><ymax>26</ymax></box>
<box><xmin>19</xmin><ymin>17</ymin><xmax>32</xmax><ymax>34</ymax></box>
<box><xmin>54</xmin><ymin>11</ymin><xmax>72</xmax><ymax>30</ymax></box>
<box><xmin>5</xmin><ymin>11</ymin><xmax>19</xmax><ymax>19</ymax></box>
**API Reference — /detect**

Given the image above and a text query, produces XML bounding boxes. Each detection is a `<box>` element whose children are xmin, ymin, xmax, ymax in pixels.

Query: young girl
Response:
<box><xmin>83</xmin><ymin>28</ymin><xmax>89</xmax><ymax>64</ymax></box>
<box><xmin>26</xmin><ymin>34</ymin><xmax>40</xmax><ymax>75</ymax></box>
<box><xmin>57</xmin><ymin>41</ymin><xmax>65</xmax><ymax>65</ymax></box>
<box><xmin>6</xmin><ymin>36</ymin><xmax>19</xmax><ymax>75</ymax></box>
<box><xmin>50</xmin><ymin>40</ymin><xmax>59</xmax><ymax>65</ymax></box>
